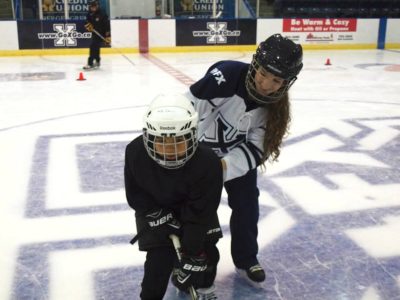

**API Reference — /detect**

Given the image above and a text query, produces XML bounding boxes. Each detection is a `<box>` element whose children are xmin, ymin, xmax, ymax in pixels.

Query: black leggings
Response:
<box><xmin>224</xmin><ymin>168</ymin><xmax>260</xmax><ymax>269</ymax></box>
<box><xmin>140</xmin><ymin>242</ymin><xmax>219</xmax><ymax>300</ymax></box>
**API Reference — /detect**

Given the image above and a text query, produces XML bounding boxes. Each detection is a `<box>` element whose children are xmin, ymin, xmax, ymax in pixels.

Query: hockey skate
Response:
<box><xmin>236</xmin><ymin>264</ymin><xmax>265</xmax><ymax>288</ymax></box>
<box><xmin>83</xmin><ymin>62</ymin><xmax>100</xmax><ymax>70</ymax></box>
<box><xmin>196</xmin><ymin>285</ymin><xmax>217</xmax><ymax>300</ymax></box>
<box><xmin>83</xmin><ymin>64</ymin><xmax>95</xmax><ymax>70</ymax></box>
<box><xmin>171</xmin><ymin>269</ymin><xmax>217</xmax><ymax>299</ymax></box>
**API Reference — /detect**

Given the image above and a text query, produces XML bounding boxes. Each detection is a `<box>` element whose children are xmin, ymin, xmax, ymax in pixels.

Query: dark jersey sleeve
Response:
<box><xmin>189</xmin><ymin>60</ymin><xmax>249</xmax><ymax>101</ymax></box>
<box><xmin>124</xmin><ymin>140</ymin><xmax>158</xmax><ymax>215</ymax></box>
<box><xmin>101</xmin><ymin>13</ymin><xmax>110</xmax><ymax>36</ymax></box>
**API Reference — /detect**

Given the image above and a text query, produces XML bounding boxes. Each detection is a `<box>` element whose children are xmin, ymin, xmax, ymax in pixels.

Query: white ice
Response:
<box><xmin>0</xmin><ymin>49</ymin><xmax>399</xmax><ymax>300</ymax></box>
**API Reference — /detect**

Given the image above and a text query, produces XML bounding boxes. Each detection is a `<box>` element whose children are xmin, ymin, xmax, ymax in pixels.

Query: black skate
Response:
<box><xmin>236</xmin><ymin>264</ymin><xmax>265</xmax><ymax>288</ymax></box>
<box><xmin>83</xmin><ymin>62</ymin><xmax>100</xmax><ymax>70</ymax></box>
<box><xmin>83</xmin><ymin>64</ymin><xmax>95</xmax><ymax>70</ymax></box>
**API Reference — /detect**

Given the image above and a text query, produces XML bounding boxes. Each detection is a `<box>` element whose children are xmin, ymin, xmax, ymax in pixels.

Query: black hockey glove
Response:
<box><xmin>172</xmin><ymin>252</ymin><xmax>207</xmax><ymax>291</ymax></box>
<box><xmin>145</xmin><ymin>208</ymin><xmax>181</xmax><ymax>231</ymax></box>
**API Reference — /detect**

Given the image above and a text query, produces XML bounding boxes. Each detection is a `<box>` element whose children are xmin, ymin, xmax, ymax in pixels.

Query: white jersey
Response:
<box><xmin>186</xmin><ymin>60</ymin><xmax>267</xmax><ymax>182</ymax></box>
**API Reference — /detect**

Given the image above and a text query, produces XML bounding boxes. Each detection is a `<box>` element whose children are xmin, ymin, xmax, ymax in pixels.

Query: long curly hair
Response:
<box><xmin>261</xmin><ymin>91</ymin><xmax>291</xmax><ymax>165</ymax></box>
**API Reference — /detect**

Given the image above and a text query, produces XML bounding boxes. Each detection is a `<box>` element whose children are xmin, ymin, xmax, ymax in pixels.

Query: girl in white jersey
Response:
<box><xmin>187</xmin><ymin>33</ymin><xmax>303</xmax><ymax>287</ymax></box>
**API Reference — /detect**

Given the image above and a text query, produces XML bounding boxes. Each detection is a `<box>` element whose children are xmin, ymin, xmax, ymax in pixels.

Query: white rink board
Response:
<box><xmin>110</xmin><ymin>19</ymin><xmax>138</xmax><ymax>48</ymax></box>
<box><xmin>0</xmin><ymin>18</ymin><xmax>400</xmax><ymax>51</ymax></box>
<box><xmin>0</xmin><ymin>21</ymin><xmax>19</xmax><ymax>50</ymax></box>
<box><xmin>386</xmin><ymin>18</ymin><xmax>400</xmax><ymax>45</ymax></box>
<box><xmin>149</xmin><ymin>19</ymin><xmax>176</xmax><ymax>48</ymax></box>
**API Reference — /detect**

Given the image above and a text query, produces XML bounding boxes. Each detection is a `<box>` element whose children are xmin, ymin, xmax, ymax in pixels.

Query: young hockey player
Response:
<box><xmin>83</xmin><ymin>0</ymin><xmax>111</xmax><ymax>70</ymax></box>
<box><xmin>186</xmin><ymin>33</ymin><xmax>303</xmax><ymax>287</ymax></box>
<box><xmin>124</xmin><ymin>94</ymin><xmax>223</xmax><ymax>299</ymax></box>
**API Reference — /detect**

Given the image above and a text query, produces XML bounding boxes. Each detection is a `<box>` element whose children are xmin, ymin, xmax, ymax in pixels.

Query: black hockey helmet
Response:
<box><xmin>246</xmin><ymin>34</ymin><xmax>303</xmax><ymax>104</ymax></box>
<box><xmin>89</xmin><ymin>0</ymin><xmax>99</xmax><ymax>7</ymax></box>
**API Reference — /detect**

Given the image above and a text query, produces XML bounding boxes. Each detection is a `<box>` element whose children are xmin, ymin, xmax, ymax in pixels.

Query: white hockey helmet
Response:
<box><xmin>143</xmin><ymin>94</ymin><xmax>199</xmax><ymax>169</ymax></box>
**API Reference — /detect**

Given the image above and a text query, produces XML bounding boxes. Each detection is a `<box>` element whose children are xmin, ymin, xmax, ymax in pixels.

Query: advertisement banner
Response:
<box><xmin>176</xmin><ymin>19</ymin><xmax>256</xmax><ymax>46</ymax></box>
<box><xmin>282</xmin><ymin>18</ymin><xmax>359</xmax><ymax>44</ymax></box>
<box><xmin>42</xmin><ymin>0</ymin><xmax>110</xmax><ymax>21</ymax></box>
<box><xmin>174</xmin><ymin>0</ymin><xmax>235</xmax><ymax>18</ymax></box>
<box><xmin>17</xmin><ymin>20</ymin><xmax>92</xmax><ymax>49</ymax></box>
<box><xmin>283</xmin><ymin>18</ymin><xmax>357</xmax><ymax>32</ymax></box>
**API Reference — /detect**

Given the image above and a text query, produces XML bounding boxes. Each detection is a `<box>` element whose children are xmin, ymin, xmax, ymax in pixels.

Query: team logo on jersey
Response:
<box><xmin>38</xmin><ymin>24</ymin><xmax>91</xmax><ymax>46</ymax></box>
<box><xmin>193</xmin><ymin>22</ymin><xmax>240</xmax><ymax>44</ymax></box>
<box><xmin>200</xmin><ymin>113</ymin><xmax>245</xmax><ymax>155</ymax></box>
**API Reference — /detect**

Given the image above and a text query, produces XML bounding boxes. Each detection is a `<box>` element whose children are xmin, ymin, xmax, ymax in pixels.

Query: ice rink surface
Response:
<box><xmin>0</xmin><ymin>49</ymin><xmax>399</xmax><ymax>300</ymax></box>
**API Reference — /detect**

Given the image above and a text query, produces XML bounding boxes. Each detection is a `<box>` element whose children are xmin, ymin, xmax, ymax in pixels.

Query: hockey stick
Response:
<box><xmin>91</xmin><ymin>28</ymin><xmax>136</xmax><ymax>67</ymax></box>
<box><xmin>129</xmin><ymin>227</ymin><xmax>149</xmax><ymax>245</ymax></box>
<box><xmin>169</xmin><ymin>234</ymin><xmax>198</xmax><ymax>300</ymax></box>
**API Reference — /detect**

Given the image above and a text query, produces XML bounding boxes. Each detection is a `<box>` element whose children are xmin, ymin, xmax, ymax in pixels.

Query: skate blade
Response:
<box><xmin>82</xmin><ymin>66</ymin><xmax>99</xmax><ymax>71</ymax></box>
<box><xmin>235</xmin><ymin>268</ymin><xmax>263</xmax><ymax>289</ymax></box>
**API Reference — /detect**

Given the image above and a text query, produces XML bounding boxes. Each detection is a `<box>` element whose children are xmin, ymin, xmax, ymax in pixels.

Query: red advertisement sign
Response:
<box><xmin>283</xmin><ymin>19</ymin><xmax>357</xmax><ymax>32</ymax></box>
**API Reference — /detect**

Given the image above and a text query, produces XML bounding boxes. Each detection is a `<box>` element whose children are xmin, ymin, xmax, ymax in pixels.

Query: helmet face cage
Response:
<box><xmin>143</xmin><ymin>129</ymin><xmax>198</xmax><ymax>169</ymax></box>
<box><xmin>246</xmin><ymin>56</ymin><xmax>297</xmax><ymax>105</ymax></box>
<box><xmin>245</xmin><ymin>34</ymin><xmax>303</xmax><ymax>105</ymax></box>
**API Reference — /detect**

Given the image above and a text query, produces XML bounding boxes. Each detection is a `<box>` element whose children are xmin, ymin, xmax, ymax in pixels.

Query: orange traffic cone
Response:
<box><xmin>325</xmin><ymin>58</ymin><xmax>332</xmax><ymax>66</ymax></box>
<box><xmin>77</xmin><ymin>72</ymin><xmax>86</xmax><ymax>81</ymax></box>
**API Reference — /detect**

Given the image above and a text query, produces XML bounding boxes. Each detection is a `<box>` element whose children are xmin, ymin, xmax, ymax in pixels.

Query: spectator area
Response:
<box><xmin>273</xmin><ymin>0</ymin><xmax>400</xmax><ymax>18</ymax></box>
